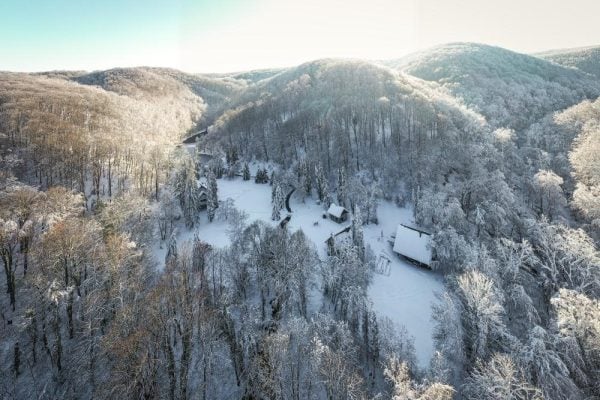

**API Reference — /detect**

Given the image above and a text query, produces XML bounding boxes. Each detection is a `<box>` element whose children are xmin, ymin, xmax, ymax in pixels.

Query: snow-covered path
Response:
<box><xmin>153</xmin><ymin>177</ymin><xmax>444</xmax><ymax>368</ymax></box>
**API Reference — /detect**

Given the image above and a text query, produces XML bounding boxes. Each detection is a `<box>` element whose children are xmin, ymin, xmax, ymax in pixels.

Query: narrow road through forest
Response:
<box><xmin>285</xmin><ymin>186</ymin><xmax>295</xmax><ymax>212</ymax></box>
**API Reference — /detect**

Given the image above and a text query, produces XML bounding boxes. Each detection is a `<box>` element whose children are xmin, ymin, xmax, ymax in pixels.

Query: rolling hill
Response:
<box><xmin>209</xmin><ymin>58</ymin><xmax>489</xmax><ymax>194</ymax></box>
<box><xmin>384</xmin><ymin>43</ymin><xmax>600</xmax><ymax>130</ymax></box>
<box><xmin>537</xmin><ymin>45</ymin><xmax>600</xmax><ymax>79</ymax></box>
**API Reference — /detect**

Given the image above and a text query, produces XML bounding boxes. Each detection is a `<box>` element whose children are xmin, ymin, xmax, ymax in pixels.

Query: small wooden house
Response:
<box><xmin>198</xmin><ymin>183</ymin><xmax>208</xmax><ymax>210</ymax></box>
<box><xmin>327</xmin><ymin>203</ymin><xmax>349</xmax><ymax>223</ymax></box>
<box><xmin>392</xmin><ymin>224</ymin><xmax>432</xmax><ymax>267</ymax></box>
<box><xmin>182</xmin><ymin>129</ymin><xmax>208</xmax><ymax>144</ymax></box>
<box><xmin>199</xmin><ymin>191</ymin><xmax>207</xmax><ymax>210</ymax></box>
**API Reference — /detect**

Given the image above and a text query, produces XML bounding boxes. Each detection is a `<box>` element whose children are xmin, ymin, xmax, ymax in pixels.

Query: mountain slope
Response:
<box><xmin>72</xmin><ymin>67</ymin><xmax>244</xmax><ymax>125</ymax></box>
<box><xmin>385</xmin><ymin>43</ymin><xmax>600</xmax><ymax>130</ymax></box>
<box><xmin>0</xmin><ymin>70</ymin><xmax>204</xmax><ymax>195</ymax></box>
<box><xmin>537</xmin><ymin>45</ymin><xmax>600</xmax><ymax>79</ymax></box>
<box><xmin>211</xmin><ymin>58</ymin><xmax>489</xmax><ymax>193</ymax></box>
<box><xmin>145</xmin><ymin>68</ymin><xmax>247</xmax><ymax>122</ymax></box>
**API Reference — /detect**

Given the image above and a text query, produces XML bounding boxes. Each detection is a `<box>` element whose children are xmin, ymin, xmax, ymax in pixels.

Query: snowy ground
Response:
<box><xmin>152</xmin><ymin>177</ymin><xmax>444</xmax><ymax>368</ymax></box>
<box><xmin>363</xmin><ymin>203</ymin><xmax>444</xmax><ymax>368</ymax></box>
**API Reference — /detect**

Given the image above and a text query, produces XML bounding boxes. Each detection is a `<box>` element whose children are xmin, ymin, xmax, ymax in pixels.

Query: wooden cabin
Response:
<box><xmin>392</xmin><ymin>224</ymin><xmax>432</xmax><ymax>268</ymax></box>
<box><xmin>198</xmin><ymin>183</ymin><xmax>208</xmax><ymax>210</ymax></box>
<box><xmin>327</xmin><ymin>203</ymin><xmax>349</xmax><ymax>223</ymax></box>
<box><xmin>182</xmin><ymin>129</ymin><xmax>208</xmax><ymax>144</ymax></box>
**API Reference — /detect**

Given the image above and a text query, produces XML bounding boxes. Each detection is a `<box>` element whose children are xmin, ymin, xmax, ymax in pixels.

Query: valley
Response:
<box><xmin>1</xmin><ymin>41</ymin><xmax>599</xmax><ymax>399</ymax></box>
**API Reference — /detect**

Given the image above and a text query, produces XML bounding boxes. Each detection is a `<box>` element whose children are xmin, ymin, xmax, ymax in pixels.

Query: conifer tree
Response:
<box><xmin>315</xmin><ymin>163</ymin><xmax>329</xmax><ymax>203</ymax></box>
<box><xmin>207</xmin><ymin>172</ymin><xmax>218</xmax><ymax>222</ymax></box>
<box><xmin>337</xmin><ymin>167</ymin><xmax>347</xmax><ymax>207</ymax></box>
<box><xmin>271</xmin><ymin>183</ymin><xmax>284</xmax><ymax>221</ymax></box>
<box><xmin>166</xmin><ymin>231</ymin><xmax>178</xmax><ymax>264</ymax></box>
<box><xmin>174</xmin><ymin>158</ymin><xmax>202</xmax><ymax>228</ymax></box>
<box><xmin>352</xmin><ymin>206</ymin><xmax>365</xmax><ymax>261</ymax></box>
<box><xmin>243</xmin><ymin>163</ymin><xmax>250</xmax><ymax>181</ymax></box>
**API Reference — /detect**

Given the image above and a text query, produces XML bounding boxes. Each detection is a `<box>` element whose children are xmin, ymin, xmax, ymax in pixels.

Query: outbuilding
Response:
<box><xmin>198</xmin><ymin>183</ymin><xmax>208</xmax><ymax>210</ymax></box>
<box><xmin>327</xmin><ymin>203</ymin><xmax>349</xmax><ymax>223</ymax></box>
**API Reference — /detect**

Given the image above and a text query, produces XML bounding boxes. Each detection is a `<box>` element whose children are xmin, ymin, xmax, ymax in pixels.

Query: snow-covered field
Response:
<box><xmin>153</xmin><ymin>177</ymin><xmax>444</xmax><ymax>368</ymax></box>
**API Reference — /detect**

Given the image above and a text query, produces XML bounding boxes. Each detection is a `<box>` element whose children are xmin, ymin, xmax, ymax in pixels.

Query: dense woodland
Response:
<box><xmin>1</xmin><ymin>43</ymin><xmax>599</xmax><ymax>399</ymax></box>
<box><xmin>539</xmin><ymin>46</ymin><xmax>600</xmax><ymax>80</ymax></box>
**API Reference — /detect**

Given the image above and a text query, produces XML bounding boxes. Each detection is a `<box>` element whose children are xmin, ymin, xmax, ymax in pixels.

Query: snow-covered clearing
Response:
<box><xmin>364</xmin><ymin>202</ymin><xmax>444</xmax><ymax>368</ymax></box>
<box><xmin>152</xmin><ymin>177</ymin><xmax>444</xmax><ymax>368</ymax></box>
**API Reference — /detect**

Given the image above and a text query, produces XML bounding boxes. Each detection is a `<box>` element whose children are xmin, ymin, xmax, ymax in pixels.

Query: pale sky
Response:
<box><xmin>1</xmin><ymin>0</ymin><xmax>600</xmax><ymax>73</ymax></box>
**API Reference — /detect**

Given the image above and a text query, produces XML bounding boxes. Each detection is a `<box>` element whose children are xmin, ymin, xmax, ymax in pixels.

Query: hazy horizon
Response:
<box><xmin>2</xmin><ymin>0</ymin><xmax>600</xmax><ymax>73</ymax></box>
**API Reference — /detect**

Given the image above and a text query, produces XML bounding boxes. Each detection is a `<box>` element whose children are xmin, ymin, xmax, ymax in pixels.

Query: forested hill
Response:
<box><xmin>537</xmin><ymin>45</ymin><xmax>600</xmax><ymax>79</ymax></box>
<box><xmin>72</xmin><ymin>67</ymin><xmax>247</xmax><ymax>124</ymax></box>
<box><xmin>1</xmin><ymin>43</ymin><xmax>600</xmax><ymax>399</ymax></box>
<box><xmin>0</xmin><ymin>69</ymin><xmax>206</xmax><ymax>199</ymax></box>
<box><xmin>384</xmin><ymin>43</ymin><xmax>600</xmax><ymax>130</ymax></box>
<box><xmin>0</xmin><ymin>67</ymin><xmax>248</xmax><ymax>197</ymax></box>
<box><xmin>211</xmin><ymin>58</ymin><xmax>485</xmax><ymax>186</ymax></box>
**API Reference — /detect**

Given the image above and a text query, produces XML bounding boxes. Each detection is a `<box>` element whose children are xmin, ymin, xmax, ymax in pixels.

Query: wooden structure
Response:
<box><xmin>182</xmin><ymin>129</ymin><xmax>208</xmax><ymax>144</ymax></box>
<box><xmin>327</xmin><ymin>203</ymin><xmax>349</xmax><ymax>223</ymax></box>
<box><xmin>324</xmin><ymin>225</ymin><xmax>352</xmax><ymax>256</ymax></box>
<box><xmin>392</xmin><ymin>224</ymin><xmax>432</xmax><ymax>267</ymax></box>
<box><xmin>198</xmin><ymin>183</ymin><xmax>208</xmax><ymax>210</ymax></box>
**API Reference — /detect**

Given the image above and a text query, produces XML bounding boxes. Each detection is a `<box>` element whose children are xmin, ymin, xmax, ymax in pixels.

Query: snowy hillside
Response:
<box><xmin>538</xmin><ymin>45</ymin><xmax>600</xmax><ymax>79</ymax></box>
<box><xmin>388</xmin><ymin>43</ymin><xmax>600</xmax><ymax>130</ymax></box>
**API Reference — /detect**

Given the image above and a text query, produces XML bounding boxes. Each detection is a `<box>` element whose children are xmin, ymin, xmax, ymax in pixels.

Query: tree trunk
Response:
<box><xmin>2</xmin><ymin>250</ymin><xmax>16</xmax><ymax>311</ymax></box>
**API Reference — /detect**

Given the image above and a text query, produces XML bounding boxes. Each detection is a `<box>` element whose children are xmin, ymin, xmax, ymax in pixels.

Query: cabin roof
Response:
<box><xmin>327</xmin><ymin>203</ymin><xmax>348</xmax><ymax>218</ymax></box>
<box><xmin>392</xmin><ymin>224</ymin><xmax>432</xmax><ymax>265</ymax></box>
<box><xmin>182</xmin><ymin>129</ymin><xmax>208</xmax><ymax>144</ymax></box>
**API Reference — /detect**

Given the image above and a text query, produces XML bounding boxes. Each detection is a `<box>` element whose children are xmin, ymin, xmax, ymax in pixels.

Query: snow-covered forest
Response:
<box><xmin>1</xmin><ymin>43</ymin><xmax>600</xmax><ymax>399</ymax></box>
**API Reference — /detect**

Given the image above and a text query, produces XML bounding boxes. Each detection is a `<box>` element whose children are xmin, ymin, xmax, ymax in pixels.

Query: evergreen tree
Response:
<box><xmin>337</xmin><ymin>167</ymin><xmax>347</xmax><ymax>207</ymax></box>
<box><xmin>226</xmin><ymin>162</ymin><xmax>237</xmax><ymax>179</ymax></box>
<box><xmin>208</xmin><ymin>157</ymin><xmax>225</xmax><ymax>179</ymax></box>
<box><xmin>243</xmin><ymin>163</ymin><xmax>251</xmax><ymax>181</ymax></box>
<box><xmin>226</xmin><ymin>146</ymin><xmax>238</xmax><ymax>166</ymax></box>
<box><xmin>174</xmin><ymin>158</ymin><xmax>202</xmax><ymax>228</ymax></box>
<box><xmin>272</xmin><ymin>183</ymin><xmax>284</xmax><ymax>221</ymax></box>
<box><xmin>277</xmin><ymin>184</ymin><xmax>285</xmax><ymax>211</ymax></box>
<box><xmin>255</xmin><ymin>169</ymin><xmax>261</xmax><ymax>183</ymax></box>
<box><xmin>299</xmin><ymin>160</ymin><xmax>312</xmax><ymax>196</ymax></box>
<box><xmin>352</xmin><ymin>206</ymin><xmax>365</xmax><ymax>261</ymax></box>
<box><xmin>255</xmin><ymin>168</ymin><xmax>268</xmax><ymax>184</ymax></box>
<box><xmin>165</xmin><ymin>231</ymin><xmax>178</xmax><ymax>264</ymax></box>
<box><xmin>207</xmin><ymin>172</ymin><xmax>218</xmax><ymax>222</ymax></box>
<box><xmin>315</xmin><ymin>163</ymin><xmax>329</xmax><ymax>203</ymax></box>
<box><xmin>272</xmin><ymin>201</ymin><xmax>281</xmax><ymax>221</ymax></box>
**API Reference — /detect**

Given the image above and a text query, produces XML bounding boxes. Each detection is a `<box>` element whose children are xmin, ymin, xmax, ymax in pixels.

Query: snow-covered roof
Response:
<box><xmin>392</xmin><ymin>224</ymin><xmax>432</xmax><ymax>266</ymax></box>
<box><xmin>327</xmin><ymin>203</ymin><xmax>348</xmax><ymax>218</ymax></box>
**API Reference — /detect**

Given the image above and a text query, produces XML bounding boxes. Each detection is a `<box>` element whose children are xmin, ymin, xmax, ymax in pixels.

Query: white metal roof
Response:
<box><xmin>393</xmin><ymin>224</ymin><xmax>432</xmax><ymax>266</ymax></box>
<box><xmin>327</xmin><ymin>203</ymin><xmax>348</xmax><ymax>218</ymax></box>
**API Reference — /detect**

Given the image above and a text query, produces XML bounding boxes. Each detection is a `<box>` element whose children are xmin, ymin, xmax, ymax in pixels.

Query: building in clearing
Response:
<box><xmin>182</xmin><ymin>128</ymin><xmax>208</xmax><ymax>144</ymax></box>
<box><xmin>198</xmin><ymin>183</ymin><xmax>208</xmax><ymax>210</ymax></box>
<box><xmin>392</xmin><ymin>224</ymin><xmax>432</xmax><ymax>267</ymax></box>
<box><xmin>327</xmin><ymin>203</ymin><xmax>349</xmax><ymax>223</ymax></box>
